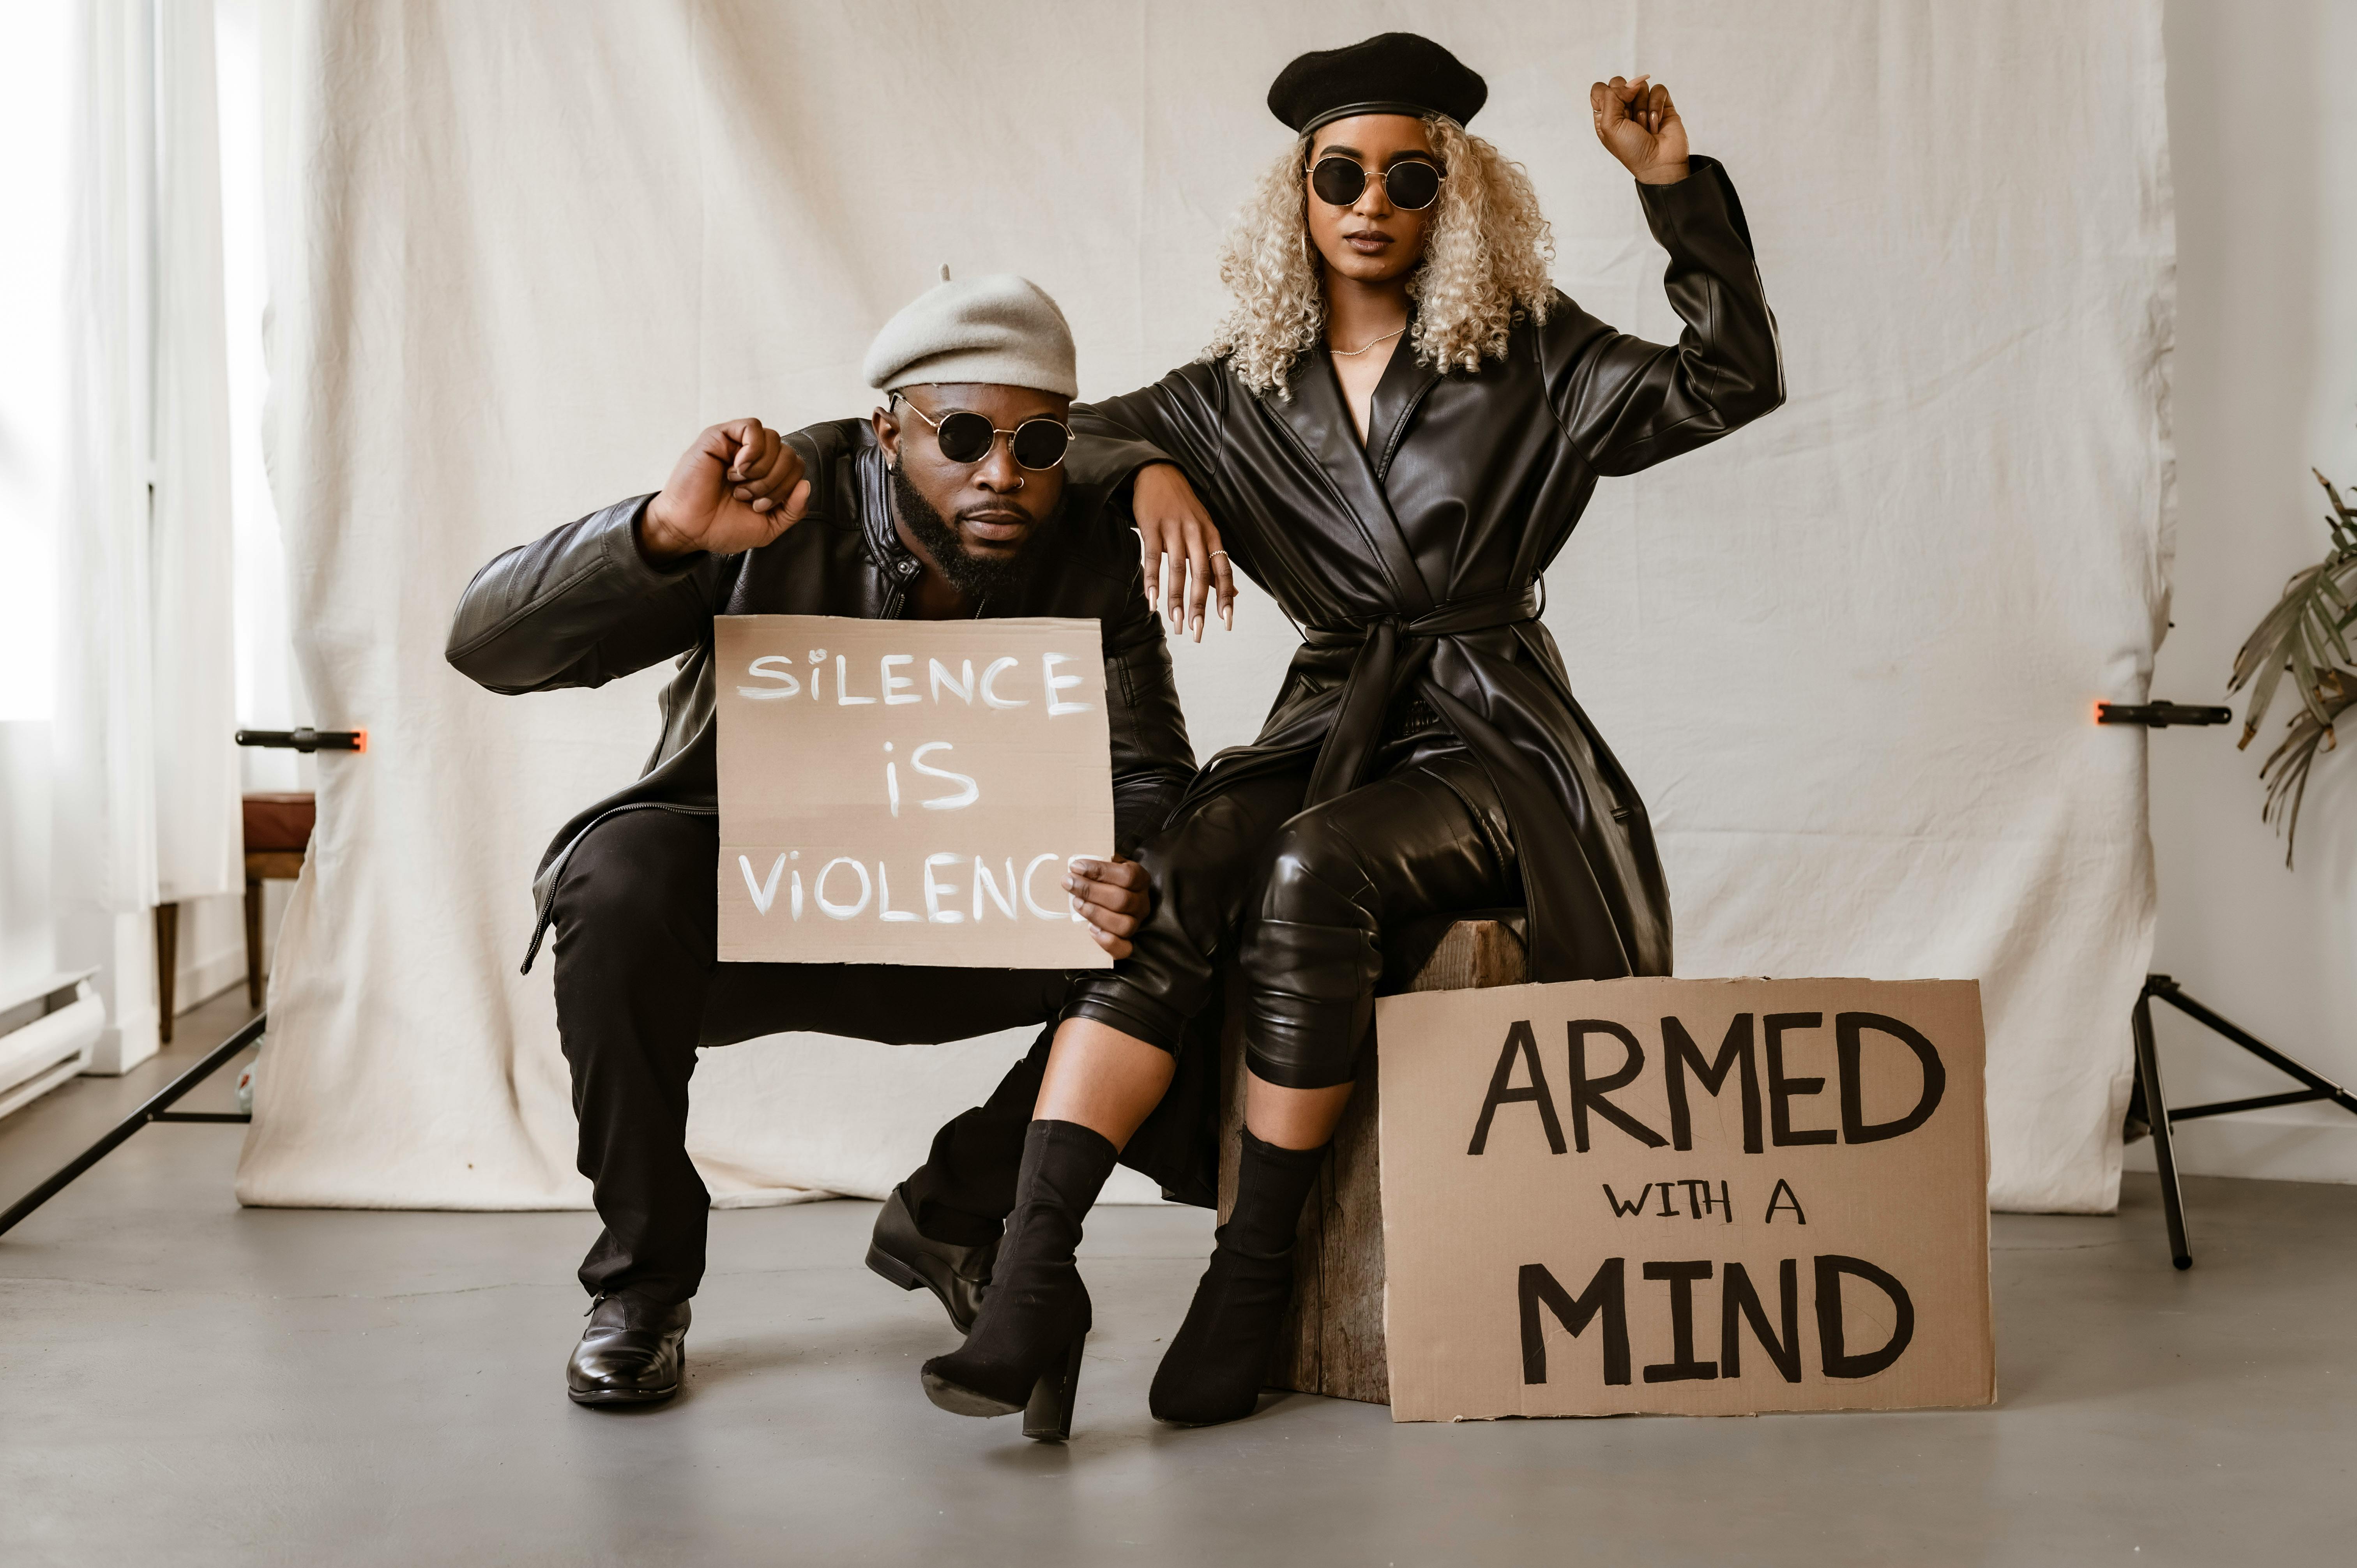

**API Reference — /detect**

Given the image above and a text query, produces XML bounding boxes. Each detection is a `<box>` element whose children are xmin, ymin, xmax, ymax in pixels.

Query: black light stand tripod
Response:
<box><xmin>2098</xmin><ymin>698</ymin><xmax>2357</xmax><ymax>1268</ymax></box>
<box><xmin>0</xmin><ymin>1012</ymin><xmax>263</xmax><ymax>1238</ymax></box>
<box><xmin>2126</xmin><ymin>975</ymin><xmax>2357</xmax><ymax>1270</ymax></box>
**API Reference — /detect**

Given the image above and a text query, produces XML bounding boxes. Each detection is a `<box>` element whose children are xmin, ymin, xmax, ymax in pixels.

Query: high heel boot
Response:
<box><xmin>1149</xmin><ymin>1128</ymin><xmax>1327</xmax><ymax>1426</ymax></box>
<box><xmin>920</xmin><ymin>1119</ymin><xmax>1116</xmax><ymax>1442</ymax></box>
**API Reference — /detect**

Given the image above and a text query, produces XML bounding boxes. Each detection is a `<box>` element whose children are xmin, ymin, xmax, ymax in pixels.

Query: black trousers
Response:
<box><xmin>1065</xmin><ymin>734</ymin><xmax>1522</xmax><ymax>1090</ymax></box>
<box><xmin>548</xmin><ymin>807</ymin><xmax>1069</xmax><ymax>1305</ymax></box>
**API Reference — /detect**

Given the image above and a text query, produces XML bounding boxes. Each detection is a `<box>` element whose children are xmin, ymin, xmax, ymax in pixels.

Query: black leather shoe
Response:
<box><xmin>567</xmin><ymin>1292</ymin><xmax>690</xmax><ymax>1408</ymax></box>
<box><xmin>867</xmin><ymin>1184</ymin><xmax>998</xmax><ymax>1333</ymax></box>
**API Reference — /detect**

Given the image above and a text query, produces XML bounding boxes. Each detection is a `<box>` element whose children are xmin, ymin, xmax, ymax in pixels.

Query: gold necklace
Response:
<box><xmin>1330</xmin><ymin>325</ymin><xmax>1405</xmax><ymax>358</ymax></box>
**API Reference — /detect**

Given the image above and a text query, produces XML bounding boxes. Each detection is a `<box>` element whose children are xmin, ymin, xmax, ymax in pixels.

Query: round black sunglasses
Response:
<box><xmin>893</xmin><ymin>394</ymin><xmax>1070</xmax><ymax>470</ymax></box>
<box><xmin>1307</xmin><ymin>155</ymin><xmax>1444</xmax><ymax>212</ymax></box>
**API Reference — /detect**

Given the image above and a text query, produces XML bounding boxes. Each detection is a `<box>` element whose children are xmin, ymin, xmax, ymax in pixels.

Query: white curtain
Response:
<box><xmin>237</xmin><ymin>0</ymin><xmax>2174</xmax><ymax>1216</ymax></box>
<box><xmin>149</xmin><ymin>0</ymin><xmax>242</xmax><ymax>906</ymax></box>
<box><xmin>53</xmin><ymin>0</ymin><xmax>244</xmax><ymax>1066</ymax></box>
<box><xmin>57</xmin><ymin>0</ymin><xmax>161</xmax><ymax>920</ymax></box>
<box><xmin>58</xmin><ymin>0</ymin><xmax>242</xmax><ymax>914</ymax></box>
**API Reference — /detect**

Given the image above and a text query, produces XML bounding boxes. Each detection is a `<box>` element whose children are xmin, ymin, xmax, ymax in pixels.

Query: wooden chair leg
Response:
<box><xmin>154</xmin><ymin>902</ymin><xmax>179</xmax><ymax>1045</ymax></box>
<box><xmin>244</xmin><ymin>878</ymin><xmax>265</xmax><ymax>1007</ymax></box>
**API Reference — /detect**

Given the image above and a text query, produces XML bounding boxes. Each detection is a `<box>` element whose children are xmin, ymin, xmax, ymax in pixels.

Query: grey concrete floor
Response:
<box><xmin>3</xmin><ymin>999</ymin><xmax>2353</xmax><ymax>1566</ymax></box>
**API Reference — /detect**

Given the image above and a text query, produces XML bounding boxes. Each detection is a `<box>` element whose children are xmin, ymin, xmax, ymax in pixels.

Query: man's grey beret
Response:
<box><xmin>862</xmin><ymin>269</ymin><xmax>1078</xmax><ymax>398</ymax></box>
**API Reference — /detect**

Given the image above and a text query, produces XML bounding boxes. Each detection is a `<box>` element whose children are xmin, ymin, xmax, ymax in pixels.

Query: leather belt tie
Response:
<box><xmin>1299</xmin><ymin>583</ymin><xmax>1542</xmax><ymax>807</ymax></box>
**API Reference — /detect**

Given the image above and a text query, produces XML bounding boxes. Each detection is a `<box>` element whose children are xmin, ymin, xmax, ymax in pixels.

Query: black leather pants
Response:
<box><xmin>1065</xmin><ymin>735</ymin><xmax>1521</xmax><ymax>1089</ymax></box>
<box><xmin>548</xmin><ymin>807</ymin><xmax>1067</xmax><ymax>1304</ymax></box>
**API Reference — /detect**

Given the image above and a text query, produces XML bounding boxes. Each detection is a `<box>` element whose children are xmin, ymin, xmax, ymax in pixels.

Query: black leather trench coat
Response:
<box><xmin>1075</xmin><ymin>157</ymin><xmax>1784</xmax><ymax>984</ymax></box>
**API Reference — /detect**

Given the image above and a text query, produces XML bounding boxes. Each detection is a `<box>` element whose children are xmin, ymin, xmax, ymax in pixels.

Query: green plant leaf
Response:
<box><xmin>2239</xmin><ymin>471</ymin><xmax>2357</xmax><ymax>860</ymax></box>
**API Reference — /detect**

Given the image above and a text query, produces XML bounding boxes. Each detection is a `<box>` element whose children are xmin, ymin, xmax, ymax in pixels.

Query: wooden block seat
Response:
<box><xmin>1214</xmin><ymin>911</ymin><xmax>1529</xmax><ymax>1406</ymax></box>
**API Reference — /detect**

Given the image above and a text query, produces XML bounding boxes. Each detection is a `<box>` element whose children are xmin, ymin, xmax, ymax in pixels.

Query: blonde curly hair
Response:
<box><xmin>1206</xmin><ymin>116</ymin><xmax>1556</xmax><ymax>397</ymax></box>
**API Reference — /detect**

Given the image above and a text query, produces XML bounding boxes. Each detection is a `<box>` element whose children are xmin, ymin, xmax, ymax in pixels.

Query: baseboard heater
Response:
<box><xmin>0</xmin><ymin>972</ymin><xmax>103</xmax><ymax>1123</ymax></box>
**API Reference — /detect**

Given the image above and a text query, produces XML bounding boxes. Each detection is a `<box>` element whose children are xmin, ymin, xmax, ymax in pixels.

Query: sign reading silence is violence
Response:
<box><xmin>1377</xmin><ymin>977</ymin><xmax>1993</xmax><ymax>1420</ymax></box>
<box><xmin>715</xmin><ymin>614</ymin><xmax>1113</xmax><ymax>969</ymax></box>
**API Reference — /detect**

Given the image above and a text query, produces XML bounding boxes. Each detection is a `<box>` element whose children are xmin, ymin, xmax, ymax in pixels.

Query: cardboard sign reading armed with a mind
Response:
<box><xmin>1378</xmin><ymin>976</ymin><xmax>1993</xmax><ymax>1421</ymax></box>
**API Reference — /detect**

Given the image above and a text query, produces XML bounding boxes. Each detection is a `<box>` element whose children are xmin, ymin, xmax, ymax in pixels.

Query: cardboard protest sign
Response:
<box><xmin>1376</xmin><ymin>977</ymin><xmax>1991</xmax><ymax>1420</ymax></box>
<box><xmin>714</xmin><ymin>614</ymin><xmax>1113</xmax><ymax>969</ymax></box>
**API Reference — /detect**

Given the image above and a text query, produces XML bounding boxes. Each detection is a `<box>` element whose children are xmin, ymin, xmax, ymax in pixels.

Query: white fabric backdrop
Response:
<box><xmin>237</xmin><ymin>0</ymin><xmax>2173</xmax><ymax>1215</ymax></box>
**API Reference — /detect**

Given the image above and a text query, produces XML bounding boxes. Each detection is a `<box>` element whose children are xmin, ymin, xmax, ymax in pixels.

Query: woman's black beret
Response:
<box><xmin>1267</xmin><ymin>32</ymin><xmax>1487</xmax><ymax>136</ymax></box>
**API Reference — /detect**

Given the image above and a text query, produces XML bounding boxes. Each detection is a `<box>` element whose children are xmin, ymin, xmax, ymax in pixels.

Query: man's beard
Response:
<box><xmin>889</xmin><ymin>461</ymin><xmax>1057</xmax><ymax>604</ymax></box>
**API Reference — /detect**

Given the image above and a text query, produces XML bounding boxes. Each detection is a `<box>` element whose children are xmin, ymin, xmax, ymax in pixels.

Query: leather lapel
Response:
<box><xmin>1368</xmin><ymin>336</ymin><xmax>1442</xmax><ymax>482</ymax></box>
<box><xmin>1268</xmin><ymin>346</ymin><xmax>1438</xmax><ymax>614</ymax></box>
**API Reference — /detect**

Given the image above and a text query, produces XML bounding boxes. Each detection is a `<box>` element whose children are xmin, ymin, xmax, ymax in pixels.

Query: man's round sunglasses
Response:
<box><xmin>1307</xmin><ymin>155</ymin><xmax>1444</xmax><ymax>212</ymax></box>
<box><xmin>892</xmin><ymin>394</ymin><xmax>1070</xmax><ymax>470</ymax></box>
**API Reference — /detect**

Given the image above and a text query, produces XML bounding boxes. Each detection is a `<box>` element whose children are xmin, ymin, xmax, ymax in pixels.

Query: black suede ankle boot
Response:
<box><xmin>1149</xmin><ymin>1128</ymin><xmax>1327</xmax><ymax>1427</ymax></box>
<box><xmin>920</xmin><ymin>1119</ymin><xmax>1117</xmax><ymax>1441</ymax></box>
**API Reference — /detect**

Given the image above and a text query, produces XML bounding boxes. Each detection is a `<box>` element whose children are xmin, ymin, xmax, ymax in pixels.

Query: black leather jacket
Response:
<box><xmin>446</xmin><ymin>418</ymin><xmax>1196</xmax><ymax>968</ymax></box>
<box><xmin>1074</xmin><ymin>158</ymin><xmax>1784</xmax><ymax>985</ymax></box>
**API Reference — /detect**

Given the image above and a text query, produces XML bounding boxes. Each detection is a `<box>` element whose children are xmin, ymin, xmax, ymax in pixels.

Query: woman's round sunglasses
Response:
<box><xmin>1307</xmin><ymin>155</ymin><xmax>1444</xmax><ymax>212</ymax></box>
<box><xmin>892</xmin><ymin>394</ymin><xmax>1070</xmax><ymax>470</ymax></box>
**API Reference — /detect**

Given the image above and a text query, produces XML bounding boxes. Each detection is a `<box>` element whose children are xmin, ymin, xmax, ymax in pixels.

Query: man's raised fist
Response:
<box><xmin>640</xmin><ymin>418</ymin><xmax>813</xmax><ymax>563</ymax></box>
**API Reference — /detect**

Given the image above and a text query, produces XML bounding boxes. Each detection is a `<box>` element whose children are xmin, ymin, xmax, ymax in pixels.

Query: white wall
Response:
<box><xmin>0</xmin><ymin>724</ymin><xmax>58</xmax><ymax>999</ymax></box>
<box><xmin>0</xmin><ymin>3</ymin><xmax>65</xmax><ymax>729</ymax></box>
<box><xmin>2140</xmin><ymin>0</ymin><xmax>2357</xmax><ymax>1183</ymax></box>
<box><xmin>0</xmin><ymin>5</ymin><xmax>65</xmax><ymax>1019</ymax></box>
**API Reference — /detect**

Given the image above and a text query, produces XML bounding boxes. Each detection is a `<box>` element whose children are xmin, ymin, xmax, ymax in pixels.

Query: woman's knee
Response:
<box><xmin>1235</xmin><ymin>810</ymin><xmax>1393</xmax><ymax>1089</ymax></box>
<box><xmin>1255</xmin><ymin>810</ymin><xmax>1379</xmax><ymax>936</ymax></box>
